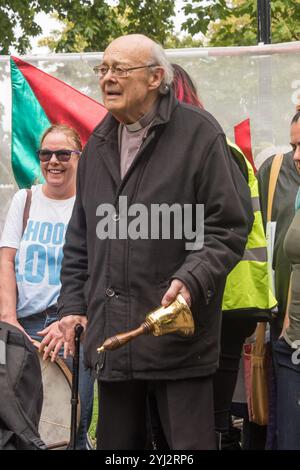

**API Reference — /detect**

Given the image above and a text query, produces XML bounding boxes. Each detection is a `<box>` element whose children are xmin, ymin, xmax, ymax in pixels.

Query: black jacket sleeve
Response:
<box><xmin>172</xmin><ymin>134</ymin><xmax>252</xmax><ymax>306</ymax></box>
<box><xmin>256</xmin><ymin>156</ymin><xmax>273</xmax><ymax>232</ymax></box>
<box><xmin>57</xmin><ymin>149</ymin><xmax>89</xmax><ymax>318</ymax></box>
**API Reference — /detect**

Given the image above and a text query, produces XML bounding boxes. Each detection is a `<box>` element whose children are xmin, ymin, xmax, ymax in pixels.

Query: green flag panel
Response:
<box><xmin>11</xmin><ymin>58</ymin><xmax>50</xmax><ymax>188</ymax></box>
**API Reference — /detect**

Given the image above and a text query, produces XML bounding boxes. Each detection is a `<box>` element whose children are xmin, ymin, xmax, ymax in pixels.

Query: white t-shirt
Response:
<box><xmin>0</xmin><ymin>184</ymin><xmax>75</xmax><ymax>318</ymax></box>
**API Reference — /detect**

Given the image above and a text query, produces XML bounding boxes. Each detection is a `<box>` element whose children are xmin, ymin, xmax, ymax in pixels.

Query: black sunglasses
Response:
<box><xmin>37</xmin><ymin>149</ymin><xmax>81</xmax><ymax>162</ymax></box>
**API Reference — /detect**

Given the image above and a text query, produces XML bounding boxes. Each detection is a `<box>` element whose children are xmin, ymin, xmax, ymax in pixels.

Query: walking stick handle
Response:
<box><xmin>75</xmin><ymin>324</ymin><xmax>84</xmax><ymax>338</ymax></box>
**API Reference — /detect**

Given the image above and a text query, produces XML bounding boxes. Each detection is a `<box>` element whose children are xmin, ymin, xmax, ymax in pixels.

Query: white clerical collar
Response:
<box><xmin>124</xmin><ymin>100</ymin><xmax>159</xmax><ymax>133</ymax></box>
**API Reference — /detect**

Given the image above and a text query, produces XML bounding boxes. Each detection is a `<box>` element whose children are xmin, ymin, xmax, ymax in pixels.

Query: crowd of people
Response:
<box><xmin>0</xmin><ymin>33</ymin><xmax>299</xmax><ymax>450</ymax></box>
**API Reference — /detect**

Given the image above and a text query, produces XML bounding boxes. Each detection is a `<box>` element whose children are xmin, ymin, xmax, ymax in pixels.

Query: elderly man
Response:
<box><xmin>58</xmin><ymin>34</ymin><xmax>251</xmax><ymax>450</ymax></box>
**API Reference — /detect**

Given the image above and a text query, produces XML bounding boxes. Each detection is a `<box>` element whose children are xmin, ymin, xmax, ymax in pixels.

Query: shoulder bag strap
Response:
<box><xmin>22</xmin><ymin>189</ymin><xmax>32</xmax><ymax>236</ymax></box>
<box><xmin>255</xmin><ymin>154</ymin><xmax>284</xmax><ymax>347</ymax></box>
<box><xmin>267</xmin><ymin>153</ymin><xmax>283</xmax><ymax>223</ymax></box>
<box><xmin>268</xmin><ymin>153</ymin><xmax>294</xmax><ymax>331</ymax></box>
<box><xmin>253</xmin><ymin>322</ymin><xmax>267</xmax><ymax>356</ymax></box>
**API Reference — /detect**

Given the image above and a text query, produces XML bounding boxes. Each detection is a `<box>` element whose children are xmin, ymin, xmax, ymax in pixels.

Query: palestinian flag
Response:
<box><xmin>234</xmin><ymin>118</ymin><xmax>256</xmax><ymax>173</ymax></box>
<box><xmin>10</xmin><ymin>56</ymin><xmax>107</xmax><ymax>188</ymax></box>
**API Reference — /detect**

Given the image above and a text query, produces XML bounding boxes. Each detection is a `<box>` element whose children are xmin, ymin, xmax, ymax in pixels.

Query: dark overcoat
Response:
<box><xmin>58</xmin><ymin>91</ymin><xmax>250</xmax><ymax>380</ymax></box>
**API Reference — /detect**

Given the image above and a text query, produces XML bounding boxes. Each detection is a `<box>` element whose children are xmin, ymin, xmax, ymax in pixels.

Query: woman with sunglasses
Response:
<box><xmin>0</xmin><ymin>124</ymin><xmax>94</xmax><ymax>449</ymax></box>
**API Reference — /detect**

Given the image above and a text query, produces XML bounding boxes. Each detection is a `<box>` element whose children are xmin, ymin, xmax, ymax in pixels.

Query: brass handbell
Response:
<box><xmin>97</xmin><ymin>294</ymin><xmax>195</xmax><ymax>353</ymax></box>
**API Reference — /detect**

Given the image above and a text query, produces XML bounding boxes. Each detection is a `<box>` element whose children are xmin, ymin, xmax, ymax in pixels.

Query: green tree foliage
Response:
<box><xmin>41</xmin><ymin>0</ymin><xmax>176</xmax><ymax>52</ymax></box>
<box><xmin>0</xmin><ymin>0</ymin><xmax>177</xmax><ymax>54</ymax></box>
<box><xmin>0</xmin><ymin>0</ymin><xmax>121</xmax><ymax>54</ymax></box>
<box><xmin>38</xmin><ymin>15</ymin><xmax>90</xmax><ymax>53</ymax></box>
<box><xmin>182</xmin><ymin>0</ymin><xmax>300</xmax><ymax>46</ymax></box>
<box><xmin>44</xmin><ymin>0</ymin><xmax>122</xmax><ymax>52</ymax></box>
<box><xmin>40</xmin><ymin>20</ymin><xmax>202</xmax><ymax>53</ymax></box>
<box><xmin>165</xmin><ymin>34</ymin><xmax>203</xmax><ymax>48</ymax></box>
<box><xmin>0</xmin><ymin>0</ymin><xmax>48</xmax><ymax>53</ymax></box>
<box><xmin>3</xmin><ymin>0</ymin><xmax>299</xmax><ymax>55</ymax></box>
<box><xmin>117</xmin><ymin>0</ymin><xmax>175</xmax><ymax>45</ymax></box>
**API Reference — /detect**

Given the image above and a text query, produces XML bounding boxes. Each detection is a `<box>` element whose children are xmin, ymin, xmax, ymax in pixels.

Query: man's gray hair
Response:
<box><xmin>150</xmin><ymin>42</ymin><xmax>174</xmax><ymax>94</ymax></box>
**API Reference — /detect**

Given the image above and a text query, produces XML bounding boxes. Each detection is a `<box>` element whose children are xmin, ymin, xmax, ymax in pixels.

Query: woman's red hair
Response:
<box><xmin>172</xmin><ymin>63</ymin><xmax>204</xmax><ymax>110</ymax></box>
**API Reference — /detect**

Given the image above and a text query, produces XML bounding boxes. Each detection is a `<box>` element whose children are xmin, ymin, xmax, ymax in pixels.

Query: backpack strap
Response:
<box><xmin>0</xmin><ymin>326</ymin><xmax>46</xmax><ymax>450</ymax></box>
<box><xmin>267</xmin><ymin>153</ymin><xmax>293</xmax><ymax>320</ymax></box>
<box><xmin>252</xmin><ymin>155</ymin><xmax>284</xmax><ymax>349</ymax></box>
<box><xmin>22</xmin><ymin>189</ymin><xmax>32</xmax><ymax>236</ymax></box>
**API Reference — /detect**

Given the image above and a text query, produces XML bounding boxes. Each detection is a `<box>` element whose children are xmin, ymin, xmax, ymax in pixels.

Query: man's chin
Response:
<box><xmin>104</xmin><ymin>97</ymin><xmax>122</xmax><ymax>108</ymax></box>
<box><xmin>105</xmin><ymin>105</ymin><xmax>128</xmax><ymax>122</ymax></box>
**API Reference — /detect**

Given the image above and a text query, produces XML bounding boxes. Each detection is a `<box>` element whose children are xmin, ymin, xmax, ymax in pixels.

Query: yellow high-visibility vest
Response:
<box><xmin>222</xmin><ymin>140</ymin><xmax>277</xmax><ymax>312</ymax></box>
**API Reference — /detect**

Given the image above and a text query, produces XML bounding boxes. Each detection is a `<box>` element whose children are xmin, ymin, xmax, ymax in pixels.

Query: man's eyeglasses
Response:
<box><xmin>37</xmin><ymin>149</ymin><xmax>81</xmax><ymax>162</ymax></box>
<box><xmin>93</xmin><ymin>63</ymin><xmax>156</xmax><ymax>78</ymax></box>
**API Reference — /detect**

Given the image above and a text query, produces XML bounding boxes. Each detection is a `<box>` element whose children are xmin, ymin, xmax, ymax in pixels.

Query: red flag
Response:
<box><xmin>12</xmin><ymin>56</ymin><xmax>107</xmax><ymax>146</ymax></box>
<box><xmin>234</xmin><ymin>118</ymin><xmax>256</xmax><ymax>173</ymax></box>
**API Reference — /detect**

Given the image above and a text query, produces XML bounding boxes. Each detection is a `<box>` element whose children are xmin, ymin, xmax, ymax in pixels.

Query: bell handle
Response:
<box><xmin>97</xmin><ymin>320</ymin><xmax>154</xmax><ymax>352</ymax></box>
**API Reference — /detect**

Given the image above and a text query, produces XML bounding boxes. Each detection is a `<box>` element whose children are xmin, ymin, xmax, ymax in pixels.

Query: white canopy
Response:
<box><xmin>0</xmin><ymin>42</ymin><xmax>299</xmax><ymax>231</ymax></box>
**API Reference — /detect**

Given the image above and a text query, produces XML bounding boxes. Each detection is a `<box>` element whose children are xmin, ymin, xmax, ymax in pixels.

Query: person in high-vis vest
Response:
<box><xmin>172</xmin><ymin>64</ymin><xmax>276</xmax><ymax>449</ymax></box>
<box><xmin>214</xmin><ymin>140</ymin><xmax>277</xmax><ymax>449</ymax></box>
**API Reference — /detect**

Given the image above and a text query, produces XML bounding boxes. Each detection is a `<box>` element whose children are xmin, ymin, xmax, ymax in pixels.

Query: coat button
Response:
<box><xmin>206</xmin><ymin>289</ymin><xmax>213</xmax><ymax>303</ymax></box>
<box><xmin>105</xmin><ymin>287</ymin><xmax>115</xmax><ymax>297</ymax></box>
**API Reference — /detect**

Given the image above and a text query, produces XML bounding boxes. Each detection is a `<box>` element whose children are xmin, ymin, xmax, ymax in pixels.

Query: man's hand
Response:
<box><xmin>58</xmin><ymin>315</ymin><xmax>87</xmax><ymax>358</ymax></box>
<box><xmin>161</xmin><ymin>279</ymin><xmax>191</xmax><ymax>308</ymax></box>
<box><xmin>37</xmin><ymin>321</ymin><xmax>66</xmax><ymax>362</ymax></box>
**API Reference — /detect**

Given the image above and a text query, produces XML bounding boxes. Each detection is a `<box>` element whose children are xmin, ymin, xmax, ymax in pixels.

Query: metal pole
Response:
<box><xmin>256</xmin><ymin>0</ymin><xmax>273</xmax><ymax>148</ymax></box>
<box><xmin>257</xmin><ymin>0</ymin><xmax>271</xmax><ymax>44</ymax></box>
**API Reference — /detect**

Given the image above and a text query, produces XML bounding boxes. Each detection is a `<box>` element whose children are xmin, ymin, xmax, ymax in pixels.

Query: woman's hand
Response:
<box><xmin>1</xmin><ymin>316</ymin><xmax>33</xmax><ymax>343</ymax></box>
<box><xmin>0</xmin><ymin>248</ymin><xmax>33</xmax><ymax>342</ymax></box>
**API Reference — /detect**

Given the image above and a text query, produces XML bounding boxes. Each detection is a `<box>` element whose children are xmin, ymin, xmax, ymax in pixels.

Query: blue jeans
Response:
<box><xmin>19</xmin><ymin>310</ymin><xmax>94</xmax><ymax>450</ymax></box>
<box><xmin>273</xmin><ymin>337</ymin><xmax>300</xmax><ymax>450</ymax></box>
